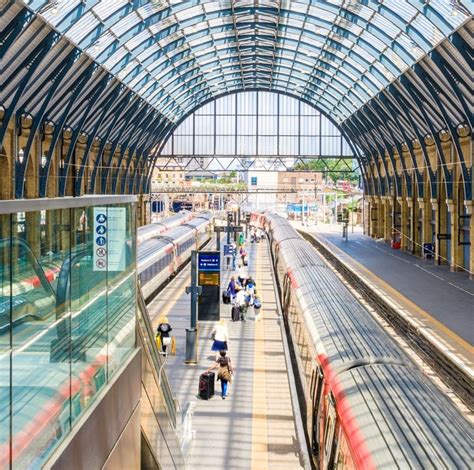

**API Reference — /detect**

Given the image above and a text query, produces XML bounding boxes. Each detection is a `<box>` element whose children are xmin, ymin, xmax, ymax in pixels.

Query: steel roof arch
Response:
<box><xmin>24</xmin><ymin>0</ymin><xmax>472</xmax><ymax>123</ymax></box>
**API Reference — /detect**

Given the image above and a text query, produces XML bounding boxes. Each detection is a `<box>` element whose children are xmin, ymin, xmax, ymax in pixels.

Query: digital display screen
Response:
<box><xmin>199</xmin><ymin>272</ymin><xmax>220</xmax><ymax>286</ymax></box>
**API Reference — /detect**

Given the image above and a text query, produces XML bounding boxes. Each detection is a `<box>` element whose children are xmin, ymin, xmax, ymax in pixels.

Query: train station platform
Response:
<box><xmin>147</xmin><ymin>238</ymin><xmax>306</xmax><ymax>470</ymax></box>
<box><xmin>295</xmin><ymin>223</ymin><xmax>473</xmax><ymax>364</ymax></box>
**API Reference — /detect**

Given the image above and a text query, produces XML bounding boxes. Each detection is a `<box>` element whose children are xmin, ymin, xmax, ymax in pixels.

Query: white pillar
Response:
<box><xmin>302</xmin><ymin>190</ymin><xmax>305</xmax><ymax>225</ymax></box>
<box><xmin>322</xmin><ymin>193</ymin><xmax>326</xmax><ymax>223</ymax></box>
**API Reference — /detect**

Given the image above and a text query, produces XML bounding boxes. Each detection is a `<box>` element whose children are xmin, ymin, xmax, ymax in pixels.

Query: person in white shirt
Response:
<box><xmin>211</xmin><ymin>319</ymin><xmax>229</xmax><ymax>361</ymax></box>
<box><xmin>250</xmin><ymin>227</ymin><xmax>256</xmax><ymax>242</ymax></box>
<box><xmin>235</xmin><ymin>289</ymin><xmax>248</xmax><ymax>321</ymax></box>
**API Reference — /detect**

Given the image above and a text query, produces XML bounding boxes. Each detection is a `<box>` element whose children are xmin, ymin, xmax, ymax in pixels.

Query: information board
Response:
<box><xmin>197</xmin><ymin>251</ymin><xmax>220</xmax><ymax>321</ymax></box>
<box><xmin>93</xmin><ymin>207</ymin><xmax>127</xmax><ymax>272</ymax></box>
<box><xmin>198</xmin><ymin>252</ymin><xmax>221</xmax><ymax>272</ymax></box>
<box><xmin>223</xmin><ymin>244</ymin><xmax>235</xmax><ymax>256</ymax></box>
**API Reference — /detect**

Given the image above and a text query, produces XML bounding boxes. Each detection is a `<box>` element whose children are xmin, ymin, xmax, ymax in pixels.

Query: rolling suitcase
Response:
<box><xmin>222</xmin><ymin>291</ymin><xmax>231</xmax><ymax>304</ymax></box>
<box><xmin>231</xmin><ymin>305</ymin><xmax>240</xmax><ymax>321</ymax></box>
<box><xmin>243</xmin><ymin>259</ymin><xmax>248</xmax><ymax>266</ymax></box>
<box><xmin>199</xmin><ymin>371</ymin><xmax>215</xmax><ymax>400</ymax></box>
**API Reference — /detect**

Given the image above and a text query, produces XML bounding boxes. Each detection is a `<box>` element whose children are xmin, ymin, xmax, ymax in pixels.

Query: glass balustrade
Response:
<box><xmin>0</xmin><ymin>200</ymin><xmax>136</xmax><ymax>470</ymax></box>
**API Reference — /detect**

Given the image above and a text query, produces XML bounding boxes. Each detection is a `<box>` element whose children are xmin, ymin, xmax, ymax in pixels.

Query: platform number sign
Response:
<box><xmin>93</xmin><ymin>207</ymin><xmax>127</xmax><ymax>272</ymax></box>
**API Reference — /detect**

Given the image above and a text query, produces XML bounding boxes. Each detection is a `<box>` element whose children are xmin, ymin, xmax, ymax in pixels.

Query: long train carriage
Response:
<box><xmin>138</xmin><ymin>212</ymin><xmax>213</xmax><ymax>301</ymax></box>
<box><xmin>251</xmin><ymin>213</ymin><xmax>471</xmax><ymax>469</ymax></box>
<box><xmin>137</xmin><ymin>210</ymin><xmax>193</xmax><ymax>246</ymax></box>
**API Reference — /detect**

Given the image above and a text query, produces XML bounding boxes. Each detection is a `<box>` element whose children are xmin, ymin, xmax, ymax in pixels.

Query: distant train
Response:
<box><xmin>137</xmin><ymin>210</ymin><xmax>194</xmax><ymax>246</ymax></box>
<box><xmin>138</xmin><ymin>211</ymin><xmax>213</xmax><ymax>300</ymax></box>
<box><xmin>251</xmin><ymin>212</ymin><xmax>471</xmax><ymax>469</ymax></box>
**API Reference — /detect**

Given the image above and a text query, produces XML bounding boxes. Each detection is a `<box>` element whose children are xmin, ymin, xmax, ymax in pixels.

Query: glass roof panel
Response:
<box><xmin>28</xmin><ymin>0</ymin><xmax>471</xmax><ymax>123</ymax></box>
<box><xmin>93</xmin><ymin>0</ymin><xmax>129</xmax><ymax>22</ymax></box>
<box><xmin>66</xmin><ymin>11</ymin><xmax>100</xmax><ymax>44</ymax></box>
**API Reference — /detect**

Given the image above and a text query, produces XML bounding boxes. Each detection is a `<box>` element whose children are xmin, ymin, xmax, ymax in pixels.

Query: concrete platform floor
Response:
<box><xmin>147</xmin><ymin>238</ymin><xmax>305</xmax><ymax>470</ymax></box>
<box><xmin>294</xmin><ymin>222</ymin><xmax>473</xmax><ymax>358</ymax></box>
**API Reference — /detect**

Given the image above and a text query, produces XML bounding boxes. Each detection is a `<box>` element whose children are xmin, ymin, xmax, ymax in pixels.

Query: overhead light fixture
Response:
<box><xmin>18</xmin><ymin>148</ymin><xmax>24</xmax><ymax>164</ymax></box>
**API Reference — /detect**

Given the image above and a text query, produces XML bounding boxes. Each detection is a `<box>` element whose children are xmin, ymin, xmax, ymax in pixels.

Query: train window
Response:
<box><xmin>324</xmin><ymin>416</ymin><xmax>335</xmax><ymax>459</ymax></box>
<box><xmin>311</xmin><ymin>368</ymin><xmax>324</xmax><ymax>456</ymax></box>
<box><xmin>323</xmin><ymin>395</ymin><xmax>337</xmax><ymax>470</ymax></box>
<box><xmin>310</xmin><ymin>370</ymin><xmax>315</xmax><ymax>399</ymax></box>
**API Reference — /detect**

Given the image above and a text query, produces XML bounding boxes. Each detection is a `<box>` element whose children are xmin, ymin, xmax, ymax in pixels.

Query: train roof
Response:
<box><xmin>338</xmin><ymin>363</ymin><xmax>472</xmax><ymax>468</ymax></box>
<box><xmin>264</xmin><ymin>213</ymin><xmax>472</xmax><ymax>467</ymax></box>
<box><xmin>271</xmin><ymin>225</ymin><xmax>301</xmax><ymax>243</ymax></box>
<box><xmin>276</xmin><ymin>238</ymin><xmax>327</xmax><ymax>269</ymax></box>
<box><xmin>194</xmin><ymin>211</ymin><xmax>213</xmax><ymax>220</ymax></box>
<box><xmin>184</xmin><ymin>216</ymin><xmax>212</xmax><ymax>229</ymax></box>
<box><xmin>137</xmin><ymin>215</ymin><xmax>188</xmax><ymax>246</ymax></box>
<box><xmin>138</xmin><ymin>237</ymin><xmax>173</xmax><ymax>265</ymax></box>
<box><xmin>165</xmin><ymin>225</ymin><xmax>195</xmax><ymax>239</ymax></box>
<box><xmin>294</xmin><ymin>265</ymin><xmax>404</xmax><ymax>369</ymax></box>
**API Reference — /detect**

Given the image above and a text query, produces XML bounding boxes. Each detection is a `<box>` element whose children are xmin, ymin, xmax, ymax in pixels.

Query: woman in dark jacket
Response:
<box><xmin>227</xmin><ymin>276</ymin><xmax>241</xmax><ymax>301</ymax></box>
<box><xmin>156</xmin><ymin>315</ymin><xmax>172</xmax><ymax>353</ymax></box>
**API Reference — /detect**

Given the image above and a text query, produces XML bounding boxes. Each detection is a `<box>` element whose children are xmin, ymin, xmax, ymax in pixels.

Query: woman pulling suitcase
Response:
<box><xmin>207</xmin><ymin>350</ymin><xmax>234</xmax><ymax>399</ymax></box>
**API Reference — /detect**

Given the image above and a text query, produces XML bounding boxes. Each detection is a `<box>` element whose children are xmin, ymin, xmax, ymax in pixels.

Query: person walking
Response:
<box><xmin>231</xmin><ymin>242</ymin><xmax>237</xmax><ymax>270</ymax></box>
<box><xmin>227</xmin><ymin>276</ymin><xmax>240</xmax><ymax>301</ymax></box>
<box><xmin>239</xmin><ymin>246</ymin><xmax>247</xmax><ymax>266</ymax></box>
<box><xmin>156</xmin><ymin>315</ymin><xmax>172</xmax><ymax>353</ymax></box>
<box><xmin>235</xmin><ymin>288</ymin><xmax>248</xmax><ymax>321</ymax></box>
<box><xmin>253</xmin><ymin>296</ymin><xmax>262</xmax><ymax>322</ymax></box>
<box><xmin>246</xmin><ymin>277</ymin><xmax>256</xmax><ymax>297</ymax></box>
<box><xmin>210</xmin><ymin>319</ymin><xmax>229</xmax><ymax>360</ymax></box>
<box><xmin>250</xmin><ymin>227</ymin><xmax>256</xmax><ymax>243</ymax></box>
<box><xmin>207</xmin><ymin>350</ymin><xmax>234</xmax><ymax>399</ymax></box>
<box><xmin>238</xmin><ymin>231</ymin><xmax>245</xmax><ymax>247</ymax></box>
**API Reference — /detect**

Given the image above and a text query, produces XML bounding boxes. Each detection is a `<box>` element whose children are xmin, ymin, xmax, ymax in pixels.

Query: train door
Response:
<box><xmin>311</xmin><ymin>367</ymin><xmax>324</xmax><ymax>460</ymax></box>
<box><xmin>282</xmin><ymin>274</ymin><xmax>292</xmax><ymax>318</ymax></box>
<box><xmin>322</xmin><ymin>394</ymin><xmax>338</xmax><ymax>470</ymax></box>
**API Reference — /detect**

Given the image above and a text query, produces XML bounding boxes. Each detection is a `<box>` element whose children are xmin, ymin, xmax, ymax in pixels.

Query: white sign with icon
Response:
<box><xmin>93</xmin><ymin>207</ymin><xmax>127</xmax><ymax>272</ymax></box>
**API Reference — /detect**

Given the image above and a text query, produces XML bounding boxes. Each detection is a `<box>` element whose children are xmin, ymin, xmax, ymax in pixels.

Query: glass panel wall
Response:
<box><xmin>161</xmin><ymin>91</ymin><xmax>354</xmax><ymax>158</ymax></box>
<box><xmin>0</xmin><ymin>215</ymin><xmax>11</xmax><ymax>469</ymax></box>
<box><xmin>0</xmin><ymin>200</ymin><xmax>136</xmax><ymax>470</ymax></box>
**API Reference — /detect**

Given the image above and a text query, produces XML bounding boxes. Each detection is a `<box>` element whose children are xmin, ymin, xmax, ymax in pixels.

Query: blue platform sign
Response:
<box><xmin>224</xmin><ymin>244</ymin><xmax>234</xmax><ymax>256</ymax></box>
<box><xmin>198</xmin><ymin>252</ymin><xmax>220</xmax><ymax>272</ymax></box>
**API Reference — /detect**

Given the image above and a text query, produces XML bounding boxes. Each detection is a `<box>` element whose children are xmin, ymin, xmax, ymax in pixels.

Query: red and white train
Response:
<box><xmin>138</xmin><ymin>211</ymin><xmax>213</xmax><ymax>300</ymax></box>
<box><xmin>251</xmin><ymin>212</ymin><xmax>471</xmax><ymax>469</ymax></box>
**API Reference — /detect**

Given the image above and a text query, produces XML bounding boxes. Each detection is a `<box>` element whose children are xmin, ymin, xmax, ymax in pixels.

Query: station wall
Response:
<box><xmin>363</xmin><ymin>131</ymin><xmax>473</xmax><ymax>275</ymax></box>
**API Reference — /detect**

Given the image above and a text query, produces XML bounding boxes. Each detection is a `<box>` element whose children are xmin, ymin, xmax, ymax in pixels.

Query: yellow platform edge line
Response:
<box><xmin>251</xmin><ymin>242</ymin><xmax>270</xmax><ymax>470</ymax></box>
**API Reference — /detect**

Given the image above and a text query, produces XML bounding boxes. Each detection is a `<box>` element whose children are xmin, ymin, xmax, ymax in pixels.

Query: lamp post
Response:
<box><xmin>299</xmin><ymin>178</ymin><xmax>305</xmax><ymax>226</ymax></box>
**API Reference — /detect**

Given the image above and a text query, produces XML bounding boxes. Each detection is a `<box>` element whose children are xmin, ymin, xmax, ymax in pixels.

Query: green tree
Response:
<box><xmin>293</xmin><ymin>159</ymin><xmax>358</xmax><ymax>184</ymax></box>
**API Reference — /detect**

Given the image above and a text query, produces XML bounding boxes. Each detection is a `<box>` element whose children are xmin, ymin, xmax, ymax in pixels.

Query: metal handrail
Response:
<box><xmin>136</xmin><ymin>287</ymin><xmax>178</xmax><ymax>428</ymax></box>
<box><xmin>0</xmin><ymin>237</ymin><xmax>56</xmax><ymax>298</ymax></box>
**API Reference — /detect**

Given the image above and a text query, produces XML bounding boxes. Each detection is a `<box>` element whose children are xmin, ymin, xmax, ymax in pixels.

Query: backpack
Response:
<box><xmin>254</xmin><ymin>299</ymin><xmax>261</xmax><ymax>309</ymax></box>
<box><xmin>217</xmin><ymin>358</ymin><xmax>232</xmax><ymax>382</ymax></box>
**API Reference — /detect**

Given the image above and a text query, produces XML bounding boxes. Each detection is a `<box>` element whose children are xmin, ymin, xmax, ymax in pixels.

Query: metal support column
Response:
<box><xmin>185</xmin><ymin>251</ymin><xmax>200</xmax><ymax>364</ymax></box>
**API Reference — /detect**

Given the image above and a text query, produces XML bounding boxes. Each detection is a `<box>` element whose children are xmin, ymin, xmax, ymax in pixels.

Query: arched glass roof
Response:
<box><xmin>25</xmin><ymin>0</ymin><xmax>472</xmax><ymax>124</ymax></box>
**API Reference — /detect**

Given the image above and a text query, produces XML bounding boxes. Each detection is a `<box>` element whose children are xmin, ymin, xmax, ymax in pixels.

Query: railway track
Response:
<box><xmin>299</xmin><ymin>230</ymin><xmax>473</xmax><ymax>411</ymax></box>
